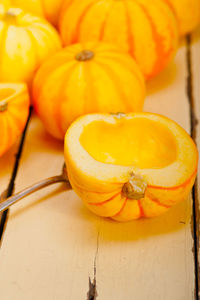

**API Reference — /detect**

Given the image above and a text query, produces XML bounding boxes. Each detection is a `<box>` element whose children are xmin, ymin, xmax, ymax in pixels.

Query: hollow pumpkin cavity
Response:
<box><xmin>80</xmin><ymin>118</ymin><xmax>177</xmax><ymax>169</ymax></box>
<box><xmin>0</xmin><ymin>88</ymin><xmax>15</xmax><ymax>101</ymax></box>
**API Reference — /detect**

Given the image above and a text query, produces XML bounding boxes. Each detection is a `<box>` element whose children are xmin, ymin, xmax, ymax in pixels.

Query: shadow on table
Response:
<box><xmin>147</xmin><ymin>61</ymin><xmax>177</xmax><ymax>96</ymax></box>
<box><xmin>9</xmin><ymin>184</ymin><xmax>192</xmax><ymax>243</ymax></box>
<box><xmin>78</xmin><ymin>196</ymin><xmax>192</xmax><ymax>242</ymax></box>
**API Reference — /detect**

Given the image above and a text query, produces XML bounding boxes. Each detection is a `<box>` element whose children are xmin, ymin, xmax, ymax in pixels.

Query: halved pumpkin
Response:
<box><xmin>0</xmin><ymin>83</ymin><xmax>30</xmax><ymax>157</ymax></box>
<box><xmin>64</xmin><ymin>113</ymin><xmax>198</xmax><ymax>221</ymax></box>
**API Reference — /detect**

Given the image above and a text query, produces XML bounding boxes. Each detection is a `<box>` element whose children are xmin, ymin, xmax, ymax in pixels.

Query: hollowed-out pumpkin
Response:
<box><xmin>59</xmin><ymin>0</ymin><xmax>179</xmax><ymax>79</ymax></box>
<box><xmin>0</xmin><ymin>6</ymin><xmax>61</xmax><ymax>85</ymax></box>
<box><xmin>32</xmin><ymin>42</ymin><xmax>145</xmax><ymax>140</ymax></box>
<box><xmin>64</xmin><ymin>112</ymin><xmax>198</xmax><ymax>221</ymax></box>
<box><xmin>0</xmin><ymin>83</ymin><xmax>30</xmax><ymax>157</ymax></box>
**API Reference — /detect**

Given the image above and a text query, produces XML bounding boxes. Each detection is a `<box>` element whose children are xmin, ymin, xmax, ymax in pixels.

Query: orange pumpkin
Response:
<box><xmin>0</xmin><ymin>0</ymin><xmax>9</xmax><ymax>8</ymax></box>
<box><xmin>0</xmin><ymin>83</ymin><xmax>30</xmax><ymax>157</ymax></box>
<box><xmin>0</xmin><ymin>6</ymin><xmax>62</xmax><ymax>85</ymax></box>
<box><xmin>59</xmin><ymin>0</ymin><xmax>179</xmax><ymax>79</ymax></box>
<box><xmin>3</xmin><ymin>0</ymin><xmax>63</xmax><ymax>26</ymax></box>
<box><xmin>32</xmin><ymin>42</ymin><xmax>145</xmax><ymax>140</ymax></box>
<box><xmin>166</xmin><ymin>0</ymin><xmax>200</xmax><ymax>35</ymax></box>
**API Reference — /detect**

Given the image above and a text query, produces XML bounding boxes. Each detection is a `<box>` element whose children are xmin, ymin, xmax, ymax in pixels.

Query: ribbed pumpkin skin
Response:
<box><xmin>5</xmin><ymin>0</ymin><xmax>63</xmax><ymax>26</ymax></box>
<box><xmin>167</xmin><ymin>0</ymin><xmax>200</xmax><ymax>35</ymax></box>
<box><xmin>32</xmin><ymin>42</ymin><xmax>145</xmax><ymax>140</ymax></box>
<box><xmin>0</xmin><ymin>7</ymin><xmax>61</xmax><ymax>85</ymax></box>
<box><xmin>59</xmin><ymin>0</ymin><xmax>179</xmax><ymax>79</ymax></box>
<box><xmin>0</xmin><ymin>83</ymin><xmax>30</xmax><ymax>157</ymax></box>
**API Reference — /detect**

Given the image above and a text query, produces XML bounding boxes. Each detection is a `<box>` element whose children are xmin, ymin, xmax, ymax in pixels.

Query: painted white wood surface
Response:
<box><xmin>0</xmin><ymin>142</ymin><xmax>20</xmax><ymax>193</ymax></box>
<box><xmin>0</xmin><ymin>36</ymin><xmax>198</xmax><ymax>300</ymax></box>
<box><xmin>97</xmin><ymin>39</ymin><xmax>195</xmax><ymax>300</ymax></box>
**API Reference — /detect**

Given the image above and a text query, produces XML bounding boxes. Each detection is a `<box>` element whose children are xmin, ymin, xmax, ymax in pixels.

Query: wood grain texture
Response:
<box><xmin>95</xmin><ymin>41</ymin><xmax>195</xmax><ymax>300</ymax></box>
<box><xmin>0</xmin><ymin>114</ymin><xmax>98</xmax><ymax>299</ymax></box>
<box><xmin>0</xmin><ymin>142</ymin><xmax>19</xmax><ymax>241</ymax></box>
<box><xmin>0</xmin><ymin>141</ymin><xmax>20</xmax><ymax>195</ymax></box>
<box><xmin>0</xmin><ymin>37</ymin><xmax>199</xmax><ymax>299</ymax></box>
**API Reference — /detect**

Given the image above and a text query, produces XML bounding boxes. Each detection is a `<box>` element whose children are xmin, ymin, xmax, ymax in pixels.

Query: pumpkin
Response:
<box><xmin>0</xmin><ymin>0</ymin><xmax>9</xmax><ymax>8</ymax></box>
<box><xmin>3</xmin><ymin>0</ymin><xmax>63</xmax><ymax>26</ymax></box>
<box><xmin>32</xmin><ymin>42</ymin><xmax>145</xmax><ymax>140</ymax></box>
<box><xmin>0</xmin><ymin>6</ymin><xmax>62</xmax><ymax>85</ymax></box>
<box><xmin>0</xmin><ymin>83</ymin><xmax>30</xmax><ymax>157</ymax></box>
<box><xmin>64</xmin><ymin>113</ymin><xmax>198</xmax><ymax>221</ymax></box>
<box><xmin>59</xmin><ymin>0</ymin><xmax>179</xmax><ymax>79</ymax></box>
<box><xmin>166</xmin><ymin>0</ymin><xmax>200</xmax><ymax>35</ymax></box>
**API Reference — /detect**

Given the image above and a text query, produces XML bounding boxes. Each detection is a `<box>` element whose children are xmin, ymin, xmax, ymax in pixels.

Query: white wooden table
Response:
<box><xmin>0</xmin><ymin>30</ymin><xmax>199</xmax><ymax>300</ymax></box>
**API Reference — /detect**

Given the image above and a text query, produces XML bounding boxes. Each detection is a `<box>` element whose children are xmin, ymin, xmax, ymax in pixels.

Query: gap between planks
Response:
<box><xmin>0</xmin><ymin>107</ymin><xmax>33</xmax><ymax>245</ymax></box>
<box><xmin>87</xmin><ymin>35</ymin><xmax>200</xmax><ymax>300</ymax></box>
<box><xmin>0</xmin><ymin>106</ymin><xmax>100</xmax><ymax>299</ymax></box>
<box><xmin>186</xmin><ymin>35</ymin><xmax>199</xmax><ymax>300</ymax></box>
<box><xmin>87</xmin><ymin>231</ymin><xmax>100</xmax><ymax>300</ymax></box>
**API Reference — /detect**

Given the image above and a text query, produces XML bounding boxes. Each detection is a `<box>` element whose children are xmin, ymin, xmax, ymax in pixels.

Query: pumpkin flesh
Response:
<box><xmin>80</xmin><ymin>118</ymin><xmax>177</xmax><ymax>168</ymax></box>
<box><xmin>0</xmin><ymin>88</ymin><xmax>14</xmax><ymax>101</ymax></box>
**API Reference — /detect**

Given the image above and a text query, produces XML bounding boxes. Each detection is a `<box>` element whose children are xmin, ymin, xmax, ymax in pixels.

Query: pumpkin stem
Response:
<box><xmin>111</xmin><ymin>112</ymin><xmax>126</xmax><ymax>119</ymax></box>
<box><xmin>122</xmin><ymin>173</ymin><xmax>147</xmax><ymax>200</ymax></box>
<box><xmin>4</xmin><ymin>10</ymin><xmax>17</xmax><ymax>23</ymax></box>
<box><xmin>75</xmin><ymin>50</ymin><xmax>94</xmax><ymax>62</ymax></box>
<box><xmin>0</xmin><ymin>101</ymin><xmax>8</xmax><ymax>112</ymax></box>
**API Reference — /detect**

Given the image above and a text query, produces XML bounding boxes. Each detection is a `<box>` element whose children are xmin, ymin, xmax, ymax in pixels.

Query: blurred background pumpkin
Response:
<box><xmin>1</xmin><ymin>0</ymin><xmax>63</xmax><ymax>26</ymax></box>
<box><xmin>59</xmin><ymin>0</ymin><xmax>179</xmax><ymax>79</ymax></box>
<box><xmin>167</xmin><ymin>0</ymin><xmax>200</xmax><ymax>35</ymax></box>
<box><xmin>0</xmin><ymin>6</ymin><xmax>62</xmax><ymax>85</ymax></box>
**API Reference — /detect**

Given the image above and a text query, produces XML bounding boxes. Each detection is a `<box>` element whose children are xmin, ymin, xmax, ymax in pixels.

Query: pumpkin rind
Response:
<box><xmin>64</xmin><ymin>113</ymin><xmax>198</xmax><ymax>221</ymax></box>
<box><xmin>0</xmin><ymin>83</ymin><xmax>30</xmax><ymax>157</ymax></box>
<box><xmin>166</xmin><ymin>0</ymin><xmax>200</xmax><ymax>35</ymax></box>
<box><xmin>32</xmin><ymin>42</ymin><xmax>146</xmax><ymax>140</ymax></box>
<box><xmin>0</xmin><ymin>6</ymin><xmax>61</xmax><ymax>85</ymax></box>
<box><xmin>2</xmin><ymin>0</ymin><xmax>63</xmax><ymax>25</ymax></box>
<box><xmin>59</xmin><ymin>0</ymin><xmax>179</xmax><ymax>79</ymax></box>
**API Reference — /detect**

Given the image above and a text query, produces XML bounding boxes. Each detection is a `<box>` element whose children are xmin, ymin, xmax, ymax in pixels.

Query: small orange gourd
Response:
<box><xmin>59</xmin><ymin>0</ymin><xmax>179</xmax><ymax>79</ymax></box>
<box><xmin>0</xmin><ymin>6</ymin><xmax>61</xmax><ymax>85</ymax></box>
<box><xmin>3</xmin><ymin>0</ymin><xmax>63</xmax><ymax>26</ymax></box>
<box><xmin>166</xmin><ymin>0</ymin><xmax>200</xmax><ymax>35</ymax></box>
<box><xmin>0</xmin><ymin>83</ymin><xmax>30</xmax><ymax>157</ymax></box>
<box><xmin>32</xmin><ymin>42</ymin><xmax>145</xmax><ymax>140</ymax></box>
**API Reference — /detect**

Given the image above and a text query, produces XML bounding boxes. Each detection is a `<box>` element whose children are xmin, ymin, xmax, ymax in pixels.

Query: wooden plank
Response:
<box><xmin>0</xmin><ymin>140</ymin><xmax>20</xmax><ymax>194</ymax></box>
<box><xmin>191</xmin><ymin>27</ymin><xmax>200</xmax><ymax>298</ymax></box>
<box><xmin>0</xmin><ymin>39</ymin><xmax>197</xmax><ymax>299</ymax></box>
<box><xmin>0</xmin><ymin>110</ymin><xmax>31</xmax><ymax>241</ymax></box>
<box><xmin>0</xmin><ymin>114</ymin><xmax>97</xmax><ymax>299</ymax></box>
<box><xmin>0</xmin><ymin>142</ymin><xmax>19</xmax><ymax>240</ymax></box>
<box><xmin>96</xmin><ymin>40</ymin><xmax>195</xmax><ymax>300</ymax></box>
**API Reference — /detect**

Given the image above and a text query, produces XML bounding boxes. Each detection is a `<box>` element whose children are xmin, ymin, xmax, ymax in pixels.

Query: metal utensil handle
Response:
<box><xmin>0</xmin><ymin>175</ymin><xmax>66</xmax><ymax>213</ymax></box>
